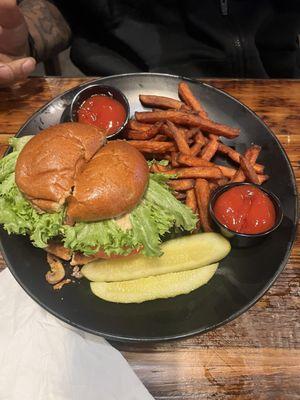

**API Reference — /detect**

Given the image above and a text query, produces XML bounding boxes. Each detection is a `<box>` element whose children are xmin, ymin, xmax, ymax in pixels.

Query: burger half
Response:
<box><xmin>0</xmin><ymin>123</ymin><xmax>197</xmax><ymax>264</ymax></box>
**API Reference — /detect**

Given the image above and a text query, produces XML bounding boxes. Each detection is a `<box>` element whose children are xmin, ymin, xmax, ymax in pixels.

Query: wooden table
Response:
<box><xmin>0</xmin><ymin>78</ymin><xmax>299</xmax><ymax>399</ymax></box>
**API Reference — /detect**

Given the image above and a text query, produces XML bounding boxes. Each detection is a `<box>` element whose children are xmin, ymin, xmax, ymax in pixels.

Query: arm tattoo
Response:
<box><xmin>20</xmin><ymin>0</ymin><xmax>71</xmax><ymax>61</ymax></box>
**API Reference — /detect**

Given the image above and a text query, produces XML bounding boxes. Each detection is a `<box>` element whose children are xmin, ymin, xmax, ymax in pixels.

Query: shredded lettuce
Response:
<box><xmin>0</xmin><ymin>137</ymin><xmax>197</xmax><ymax>257</ymax></box>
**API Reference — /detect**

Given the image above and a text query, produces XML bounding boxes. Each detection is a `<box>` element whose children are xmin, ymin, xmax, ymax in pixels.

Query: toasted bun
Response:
<box><xmin>15</xmin><ymin>122</ymin><xmax>106</xmax><ymax>212</ymax></box>
<box><xmin>66</xmin><ymin>140</ymin><xmax>149</xmax><ymax>222</ymax></box>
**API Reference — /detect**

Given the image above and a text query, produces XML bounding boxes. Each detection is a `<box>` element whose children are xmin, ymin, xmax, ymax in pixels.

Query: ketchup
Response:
<box><xmin>77</xmin><ymin>94</ymin><xmax>126</xmax><ymax>135</ymax></box>
<box><xmin>213</xmin><ymin>185</ymin><xmax>276</xmax><ymax>234</ymax></box>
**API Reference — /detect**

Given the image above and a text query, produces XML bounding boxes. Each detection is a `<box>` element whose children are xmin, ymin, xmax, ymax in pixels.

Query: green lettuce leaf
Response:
<box><xmin>62</xmin><ymin>219</ymin><xmax>140</xmax><ymax>256</ymax></box>
<box><xmin>0</xmin><ymin>136</ymin><xmax>64</xmax><ymax>247</ymax></box>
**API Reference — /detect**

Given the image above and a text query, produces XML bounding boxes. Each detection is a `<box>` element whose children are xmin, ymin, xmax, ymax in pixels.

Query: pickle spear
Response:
<box><xmin>90</xmin><ymin>263</ymin><xmax>218</xmax><ymax>303</ymax></box>
<box><xmin>82</xmin><ymin>233</ymin><xmax>230</xmax><ymax>282</ymax></box>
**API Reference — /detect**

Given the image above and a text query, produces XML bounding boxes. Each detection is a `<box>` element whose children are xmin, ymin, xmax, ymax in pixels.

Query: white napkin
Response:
<box><xmin>0</xmin><ymin>268</ymin><xmax>154</xmax><ymax>400</ymax></box>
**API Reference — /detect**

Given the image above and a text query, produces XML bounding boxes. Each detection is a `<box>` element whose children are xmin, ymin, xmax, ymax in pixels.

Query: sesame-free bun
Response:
<box><xmin>15</xmin><ymin>122</ymin><xmax>106</xmax><ymax>212</ymax></box>
<box><xmin>66</xmin><ymin>140</ymin><xmax>149</xmax><ymax>222</ymax></box>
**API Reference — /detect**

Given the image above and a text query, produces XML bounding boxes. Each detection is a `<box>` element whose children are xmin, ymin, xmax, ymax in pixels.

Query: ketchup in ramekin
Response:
<box><xmin>77</xmin><ymin>94</ymin><xmax>127</xmax><ymax>135</ymax></box>
<box><xmin>209</xmin><ymin>183</ymin><xmax>283</xmax><ymax>247</ymax></box>
<box><xmin>70</xmin><ymin>84</ymin><xmax>130</xmax><ymax>138</ymax></box>
<box><xmin>213</xmin><ymin>185</ymin><xmax>276</xmax><ymax>234</ymax></box>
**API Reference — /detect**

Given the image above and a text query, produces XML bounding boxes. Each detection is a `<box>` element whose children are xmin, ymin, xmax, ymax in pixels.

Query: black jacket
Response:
<box><xmin>53</xmin><ymin>0</ymin><xmax>300</xmax><ymax>78</ymax></box>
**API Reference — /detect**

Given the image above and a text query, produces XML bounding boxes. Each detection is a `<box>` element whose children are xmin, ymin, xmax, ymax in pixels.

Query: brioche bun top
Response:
<box><xmin>15</xmin><ymin>122</ymin><xmax>106</xmax><ymax>212</ymax></box>
<box><xmin>66</xmin><ymin>140</ymin><xmax>149</xmax><ymax>222</ymax></box>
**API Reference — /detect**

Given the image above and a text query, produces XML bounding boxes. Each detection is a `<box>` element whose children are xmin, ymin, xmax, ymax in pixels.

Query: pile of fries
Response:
<box><xmin>124</xmin><ymin>82</ymin><xmax>269</xmax><ymax>232</ymax></box>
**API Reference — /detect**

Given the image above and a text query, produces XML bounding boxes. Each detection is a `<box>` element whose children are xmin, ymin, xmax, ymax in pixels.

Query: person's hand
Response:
<box><xmin>0</xmin><ymin>0</ymin><xmax>36</xmax><ymax>86</ymax></box>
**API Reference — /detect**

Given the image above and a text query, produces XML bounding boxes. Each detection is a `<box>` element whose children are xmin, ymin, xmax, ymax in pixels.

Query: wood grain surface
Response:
<box><xmin>0</xmin><ymin>78</ymin><xmax>299</xmax><ymax>399</ymax></box>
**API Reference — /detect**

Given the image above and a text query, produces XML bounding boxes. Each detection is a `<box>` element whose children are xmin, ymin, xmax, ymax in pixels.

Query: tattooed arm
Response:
<box><xmin>20</xmin><ymin>0</ymin><xmax>71</xmax><ymax>62</ymax></box>
<box><xmin>0</xmin><ymin>0</ymin><xmax>71</xmax><ymax>86</ymax></box>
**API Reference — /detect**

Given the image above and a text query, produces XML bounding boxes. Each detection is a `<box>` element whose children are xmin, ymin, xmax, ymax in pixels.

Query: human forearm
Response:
<box><xmin>19</xmin><ymin>0</ymin><xmax>71</xmax><ymax>61</ymax></box>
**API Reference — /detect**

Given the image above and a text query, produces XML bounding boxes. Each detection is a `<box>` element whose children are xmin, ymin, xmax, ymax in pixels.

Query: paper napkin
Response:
<box><xmin>0</xmin><ymin>268</ymin><xmax>154</xmax><ymax>400</ymax></box>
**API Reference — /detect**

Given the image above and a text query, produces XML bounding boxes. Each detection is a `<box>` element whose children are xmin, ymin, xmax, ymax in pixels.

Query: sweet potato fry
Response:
<box><xmin>135</xmin><ymin>111</ymin><xmax>240</xmax><ymax>138</ymax></box>
<box><xmin>127</xmin><ymin>140</ymin><xmax>176</xmax><ymax>153</ymax></box>
<box><xmin>218</xmin><ymin>143</ymin><xmax>264</xmax><ymax>173</ymax></box>
<box><xmin>195</xmin><ymin>132</ymin><xmax>206</xmax><ymax>144</ymax></box>
<box><xmin>159</xmin><ymin>123</ymin><xmax>180</xmax><ymax>140</ymax></box>
<box><xmin>208</xmin><ymin>134</ymin><xmax>219</xmax><ymax>141</ymax></box>
<box><xmin>230</xmin><ymin>169</ymin><xmax>246</xmax><ymax>183</ymax></box>
<box><xmin>156</xmin><ymin>163</ymin><xmax>170</xmax><ymax>172</ymax></box>
<box><xmin>194</xmin><ymin>130</ymin><xmax>206</xmax><ymax>145</ymax></box>
<box><xmin>150</xmin><ymin>163</ymin><xmax>161</xmax><ymax>173</ymax></box>
<box><xmin>215</xmin><ymin>177</ymin><xmax>229</xmax><ymax>186</ymax></box>
<box><xmin>171</xmin><ymin>152</ymin><xmax>180</xmax><ymax>167</ymax></box>
<box><xmin>245</xmin><ymin>145</ymin><xmax>261</xmax><ymax>163</ymax></box>
<box><xmin>161</xmin><ymin>124</ymin><xmax>194</xmax><ymax>143</ymax></box>
<box><xmin>190</xmin><ymin>131</ymin><xmax>206</xmax><ymax>155</ymax></box>
<box><xmin>217</xmin><ymin>143</ymin><xmax>241</xmax><ymax>163</ymax></box>
<box><xmin>177</xmin><ymin>154</ymin><xmax>235</xmax><ymax>178</ymax></box>
<box><xmin>218</xmin><ymin>165</ymin><xmax>237</xmax><ymax>178</ymax></box>
<box><xmin>126</xmin><ymin>130</ymin><xmax>150</xmax><ymax>140</ymax></box>
<box><xmin>240</xmin><ymin>156</ymin><xmax>260</xmax><ymax>184</ymax></box>
<box><xmin>231</xmin><ymin>145</ymin><xmax>262</xmax><ymax>183</ymax></box>
<box><xmin>127</xmin><ymin>120</ymin><xmax>152</xmax><ymax>131</ymax></box>
<box><xmin>194</xmin><ymin>179</ymin><xmax>213</xmax><ymax>232</ymax></box>
<box><xmin>180</xmin><ymin>104</ymin><xmax>192</xmax><ymax>112</ymax></box>
<box><xmin>185</xmin><ymin>127</ymin><xmax>200</xmax><ymax>140</ymax></box>
<box><xmin>232</xmin><ymin>163</ymin><xmax>245</xmax><ymax>181</ymax></box>
<box><xmin>126</xmin><ymin>122</ymin><xmax>162</xmax><ymax>140</ymax></box>
<box><xmin>166</xmin><ymin>121</ymin><xmax>191</xmax><ymax>155</ymax></box>
<box><xmin>178</xmin><ymin>82</ymin><xmax>208</xmax><ymax>119</ymax></box>
<box><xmin>209</xmin><ymin>182</ymin><xmax>219</xmax><ymax>192</ymax></box>
<box><xmin>190</xmin><ymin>142</ymin><xmax>203</xmax><ymax>156</ymax></box>
<box><xmin>185</xmin><ymin>188</ymin><xmax>198</xmax><ymax>214</ymax></box>
<box><xmin>174</xmin><ymin>191</ymin><xmax>186</xmax><ymax>200</ymax></box>
<box><xmin>258</xmin><ymin>174</ymin><xmax>269</xmax><ymax>184</ymax></box>
<box><xmin>168</xmin><ymin>179</ymin><xmax>195</xmax><ymax>191</ymax></box>
<box><xmin>163</xmin><ymin>167</ymin><xmax>223</xmax><ymax>179</ymax></box>
<box><xmin>151</xmin><ymin>134</ymin><xmax>168</xmax><ymax>141</ymax></box>
<box><xmin>139</xmin><ymin>94</ymin><xmax>184</xmax><ymax>110</ymax></box>
<box><xmin>201</xmin><ymin>139</ymin><xmax>219</xmax><ymax>161</ymax></box>
<box><xmin>177</xmin><ymin>154</ymin><xmax>212</xmax><ymax>168</ymax></box>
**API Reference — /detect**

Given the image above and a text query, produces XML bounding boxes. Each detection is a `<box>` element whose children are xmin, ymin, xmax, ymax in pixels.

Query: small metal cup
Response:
<box><xmin>70</xmin><ymin>84</ymin><xmax>130</xmax><ymax>139</ymax></box>
<box><xmin>209</xmin><ymin>182</ymin><xmax>283</xmax><ymax>248</ymax></box>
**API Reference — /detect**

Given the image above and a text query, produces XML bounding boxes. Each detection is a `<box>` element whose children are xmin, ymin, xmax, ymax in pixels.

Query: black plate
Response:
<box><xmin>0</xmin><ymin>73</ymin><xmax>297</xmax><ymax>342</ymax></box>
